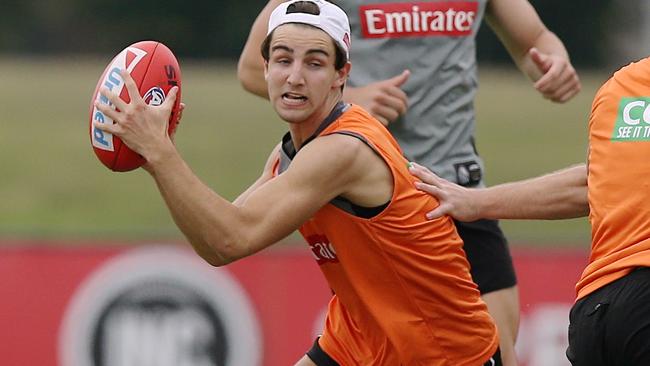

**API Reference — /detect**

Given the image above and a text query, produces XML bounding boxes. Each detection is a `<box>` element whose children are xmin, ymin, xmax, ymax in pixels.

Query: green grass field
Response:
<box><xmin>0</xmin><ymin>57</ymin><xmax>606</xmax><ymax>247</ymax></box>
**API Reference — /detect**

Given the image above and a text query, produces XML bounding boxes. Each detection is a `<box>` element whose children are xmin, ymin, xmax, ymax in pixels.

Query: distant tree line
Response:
<box><xmin>478</xmin><ymin>0</ymin><xmax>614</xmax><ymax>68</ymax></box>
<box><xmin>0</xmin><ymin>0</ymin><xmax>622</xmax><ymax>68</ymax></box>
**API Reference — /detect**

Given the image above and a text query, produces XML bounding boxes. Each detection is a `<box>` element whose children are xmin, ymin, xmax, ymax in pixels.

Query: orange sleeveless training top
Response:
<box><xmin>281</xmin><ymin>104</ymin><xmax>497</xmax><ymax>365</ymax></box>
<box><xmin>578</xmin><ymin>57</ymin><xmax>650</xmax><ymax>299</ymax></box>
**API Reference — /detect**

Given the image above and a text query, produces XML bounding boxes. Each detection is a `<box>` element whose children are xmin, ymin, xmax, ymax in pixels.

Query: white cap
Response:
<box><xmin>267</xmin><ymin>0</ymin><xmax>351</xmax><ymax>59</ymax></box>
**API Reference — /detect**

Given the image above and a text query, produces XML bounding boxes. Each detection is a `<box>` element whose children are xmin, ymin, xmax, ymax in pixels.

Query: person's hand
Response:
<box><xmin>529</xmin><ymin>47</ymin><xmax>581</xmax><ymax>103</ymax></box>
<box><xmin>408</xmin><ymin>162</ymin><xmax>483</xmax><ymax>222</ymax></box>
<box><xmin>344</xmin><ymin>70</ymin><xmax>410</xmax><ymax>126</ymax></box>
<box><xmin>93</xmin><ymin>69</ymin><xmax>178</xmax><ymax>161</ymax></box>
<box><xmin>170</xmin><ymin>102</ymin><xmax>186</xmax><ymax>143</ymax></box>
<box><xmin>176</xmin><ymin>102</ymin><xmax>186</xmax><ymax>124</ymax></box>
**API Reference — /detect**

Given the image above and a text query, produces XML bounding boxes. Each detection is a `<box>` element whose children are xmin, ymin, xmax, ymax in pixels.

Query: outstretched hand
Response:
<box><xmin>529</xmin><ymin>47</ymin><xmax>581</xmax><ymax>103</ymax></box>
<box><xmin>408</xmin><ymin>162</ymin><xmax>483</xmax><ymax>222</ymax></box>
<box><xmin>343</xmin><ymin>69</ymin><xmax>410</xmax><ymax>126</ymax></box>
<box><xmin>93</xmin><ymin>69</ymin><xmax>179</xmax><ymax>161</ymax></box>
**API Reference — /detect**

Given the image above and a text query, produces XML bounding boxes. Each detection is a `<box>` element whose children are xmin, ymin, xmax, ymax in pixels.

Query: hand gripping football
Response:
<box><xmin>89</xmin><ymin>40</ymin><xmax>182</xmax><ymax>171</ymax></box>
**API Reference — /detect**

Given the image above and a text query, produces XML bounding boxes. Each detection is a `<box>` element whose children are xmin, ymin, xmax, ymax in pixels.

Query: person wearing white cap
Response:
<box><xmin>239</xmin><ymin>1</ymin><xmax>582</xmax><ymax>365</ymax></box>
<box><xmin>94</xmin><ymin>0</ymin><xmax>501</xmax><ymax>365</ymax></box>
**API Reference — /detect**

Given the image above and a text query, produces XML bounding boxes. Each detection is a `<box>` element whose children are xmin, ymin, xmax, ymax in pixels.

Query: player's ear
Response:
<box><xmin>334</xmin><ymin>62</ymin><xmax>351</xmax><ymax>88</ymax></box>
<box><xmin>263</xmin><ymin>60</ymin><xmax>270</xmax><ymax>81</ymax></box>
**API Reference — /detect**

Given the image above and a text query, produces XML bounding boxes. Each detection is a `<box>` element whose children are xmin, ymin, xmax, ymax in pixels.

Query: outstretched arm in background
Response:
<box><xmin>237</xmin><ymin>0</ymin><xmax>286</xmax><ymax>98</ymax></box>
<box><xmin>408</xmin><ymin>162</ymin><xmax>589</xmax><ymax>222</ymax></box>
<box><xmin>486</xmin><ymin>0</ymin><xmax>581</xmax><ymax>103</ymax></box>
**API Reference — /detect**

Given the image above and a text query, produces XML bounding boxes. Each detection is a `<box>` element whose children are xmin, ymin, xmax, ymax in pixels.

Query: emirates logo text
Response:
<box><xmin>360</xmin><ymin>2</ymin><xmax>478</xmax><ymax>38</ymax></box>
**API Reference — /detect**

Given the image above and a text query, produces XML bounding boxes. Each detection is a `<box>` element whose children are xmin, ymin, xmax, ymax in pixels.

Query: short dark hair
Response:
<box><xmin>260</xmin><ymin>1</ymin><xmax>348</xmax><ymax>70</ymax></box>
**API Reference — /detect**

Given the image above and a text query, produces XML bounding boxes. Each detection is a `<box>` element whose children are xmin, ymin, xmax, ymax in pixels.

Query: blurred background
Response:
<box><xmin>1</xmin><ymin>0</ymin><xmax>648</xmax><ymax>244</ymax></box>
<box><xmin>1</xmin><ymin>1</ymin><xmax>649</xmax><ymax>365</ymax></box>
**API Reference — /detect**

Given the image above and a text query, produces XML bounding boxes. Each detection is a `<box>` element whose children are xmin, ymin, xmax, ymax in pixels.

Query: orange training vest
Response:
<box><xmin>282</xmin><ymin>104</ymin><xmax>497</xmax><ymax>365</ymax></box>
<box><xmin>578</xmin><ymin>56</ymin><xmax>650</xmax><ymax>299</ymax></box>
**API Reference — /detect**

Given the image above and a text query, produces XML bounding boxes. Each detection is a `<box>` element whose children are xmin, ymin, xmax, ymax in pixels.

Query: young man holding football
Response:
<box><xmin>238</xmin><ymin>1</ymin><xmax>581</xmax><ymax>364</ymax></box>
<box><xmin>94</xmin><ymin>0</ymin><xmax>502</xmax><ymax>364</ymax></box>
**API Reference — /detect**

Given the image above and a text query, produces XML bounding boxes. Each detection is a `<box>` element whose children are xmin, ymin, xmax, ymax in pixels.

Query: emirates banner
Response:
<box><xmin>0</xmin><ymin>242</ymin><xmax>586</xmax><ymax>366</ymax></box>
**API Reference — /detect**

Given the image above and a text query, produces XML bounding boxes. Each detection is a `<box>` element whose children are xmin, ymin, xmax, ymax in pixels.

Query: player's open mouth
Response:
<box><xmin>282</xmin><ymin>92</ymin><xmax>307</xmax><ymax>103</ymax></box>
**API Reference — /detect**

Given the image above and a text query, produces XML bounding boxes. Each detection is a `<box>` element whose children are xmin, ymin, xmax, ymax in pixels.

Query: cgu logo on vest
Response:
<box><xmin>612</xmin><ymin>97</ymin><xmax>650</xmax><ymax>141</ymax></box>
<box><xmin>359</xmin><ymin>2</ymin><xmax>478</xmax><ymax>38</ymax></box>
<box><xmin>306</xmin><ymin>234</ymin><xmax>339</xmax><ymax>265</ymax></box>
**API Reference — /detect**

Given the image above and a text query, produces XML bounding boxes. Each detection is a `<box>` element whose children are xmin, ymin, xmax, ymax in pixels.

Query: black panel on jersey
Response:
<box><xmin>277</xmin><ymin>102</ymin><xmax>390</xmax><ymax>218</ymax></box>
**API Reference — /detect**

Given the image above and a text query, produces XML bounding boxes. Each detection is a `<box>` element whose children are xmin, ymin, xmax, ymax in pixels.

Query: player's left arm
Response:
<box><xmin>486</xmin><ymin>0</ymin><xmax>581</xmax><ymax>103</ymax></box>
<box><xmin>409</xmin><ymin>162</ymin><xmax>589</xmax><ymax>221</ymax></box>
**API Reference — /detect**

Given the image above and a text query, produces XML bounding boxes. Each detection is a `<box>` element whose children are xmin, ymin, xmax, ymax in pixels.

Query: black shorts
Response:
<box><xmin>306</xmin><ymin>337</ymin><xmax>503</xmax><ymax>366</ymax></box>
<box><xmin>454</xmin><ymin>219</ymin><xmax>517</xmax><ymax>294</ymax></box>
<box><xmin>566</xmin><ymin>267</ymin><xmax>650</xmax><ymax>366</ymax></box>
<box><xmin>306</xmin><ymin>338</ymin><xmax>338</xmax><ymax>366</ymax></box>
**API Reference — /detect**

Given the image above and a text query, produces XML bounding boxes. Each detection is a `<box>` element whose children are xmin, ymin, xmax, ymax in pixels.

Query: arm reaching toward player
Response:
<box><xmin>486</xmin><ymin>0</ymin><xmax>581</xmax><ymax>103</ymax></box>
<box><xmin>408</xmin><ymin>162</ymin><xmax>589</xmax><ymax>221</ymax></box>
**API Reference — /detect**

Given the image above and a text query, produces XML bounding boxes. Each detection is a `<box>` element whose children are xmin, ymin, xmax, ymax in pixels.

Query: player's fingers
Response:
<box><xmin>92</xmin><ymin>120</ymin><xmax>119</xmax><ymax>134</ymax></box>
<box><xmin>98</xmin><ymin>86</ymin><xmax>127</xmax><ymax>112</ymax></box>
<box><xmin>389</xmin><ymin>69</ymin><xmax>410</xmax><ymax>87</ymax></box>
<box><xmin>409</xmin><ymin>162</ymin><xmax>441</xmax><ymax>186</ymax></box>
<box><xmin>94</xmin><ymin>98</ymin><xmax>121</xmax><ymax>122</ymax></box>
<box><xmin>556</xmin><ymin>83</ymin><xmax>581</xmax><ymax>103</ymax></box>
<box><xmin>384</xmin><ymin>87</ymin><xmax>409</xmax><ymax>113</ymax></box>
<box><xmin>549</xmin><ymin>86</ymin><xmax>579</xmax><ymax>104</ymax></box>
<box><xmin>371</xmin><ymin>104</ymin><xmax>399</xmax><ymax>125</ymax></box>
<box><xmin>119</xmin><ymin>69</ymin><xmax>142</xmax><ymax>104</ymax></box>
<box><xmin>158</xmin><ymin>86</ymin><xmax>179</xmax><ymax>118</ymax></box>
<box><xmin>425</xmin><ymin>203</ymin><xmax>451</xmax><ymax>220</ymax></box>
<box><xmin>539</xmin><ymin>66</ymin><xmax>580</xmax><ymax>102</ymax></box>
<box><xmin>529</xmin><ymin>47</ymin><xmax>551</xmax><ymax>73</ymax></box>
<box><xmin>176</xmin><ymin>102</ymin><xmax>186</xmax><ymax>124</ymax></box>
<box><xmin>414</xmin><ymin>180</ymin><xmax>441</xmax><ymax>195</ymax></box>
<box><xmin>374</xmin><ymin>114</ymin><xmax>390</xmax><ymax>126</ymax></box>
<box><xmin>409</xmin><ymin>163</ymin><xmax>431</xmax><ymax>182</ymax></box>
<box><xmin>377</xmin><ymin>92</ymin><xmax>408</xmax><ymax>117</ymax></box>
<box><xmin>547</xmin><ymin>77</ymin><xmax>581</xmax><ymax>103</ymax></box>
<box><xmin>534</xmin><ymin>62</ymin><xmax>564</xmax><ymax>92</ymax></box>
<box><xmin>163</xmin><ymin>86</ymin><xmax>179</xmax><ymax>108</ymax></box>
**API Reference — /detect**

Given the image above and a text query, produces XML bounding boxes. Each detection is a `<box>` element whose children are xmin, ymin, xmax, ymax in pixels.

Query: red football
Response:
<box><xmin>89</xmin><ymin>40</ymin><xmax>182</xmax><ymax>172</ymax></box>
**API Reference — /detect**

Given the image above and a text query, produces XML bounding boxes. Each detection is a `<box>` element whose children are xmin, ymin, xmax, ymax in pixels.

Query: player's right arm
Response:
<box><xmin>486</xmin><ymin>0</ymin><xmax>581</xmax><ymax>103</ymax></box>
<box><xmin>143</xmin><ymin>133</ymin><xmax>387</xmax><ymax>267</ymax></box>
<box><xmin>409</xmin><ymin>162</ymin><xmax>589</xmax><ymax>221</ymax></box>
<box><xmin>237</xmin><ymin>0</ymin><xmax>286</xmax><ymax>98</ymax></box>
<box><xmin>94</xmin><ymin>73</ymin><xmax>390</xmax><ymax>266</ymax></box>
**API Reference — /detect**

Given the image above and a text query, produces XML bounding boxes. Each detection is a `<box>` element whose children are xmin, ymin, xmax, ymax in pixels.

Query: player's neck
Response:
<box><xmin>288</xmin><ymin>94</ymin><xmax>342</xmax><ymax>150</ymax></box>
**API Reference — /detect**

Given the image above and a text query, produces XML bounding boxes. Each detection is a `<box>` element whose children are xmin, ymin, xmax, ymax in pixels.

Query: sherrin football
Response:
<box><xmin>89</xmin><ymin>40</ymin><xmax>182</xmax><ymax>172</ymax></box>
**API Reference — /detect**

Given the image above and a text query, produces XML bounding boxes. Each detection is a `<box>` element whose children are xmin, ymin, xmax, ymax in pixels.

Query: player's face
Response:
<box><xmin>265</xmin><ymin>24</ymin><xmax>348</xmax><ymax>128</ymax></box>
